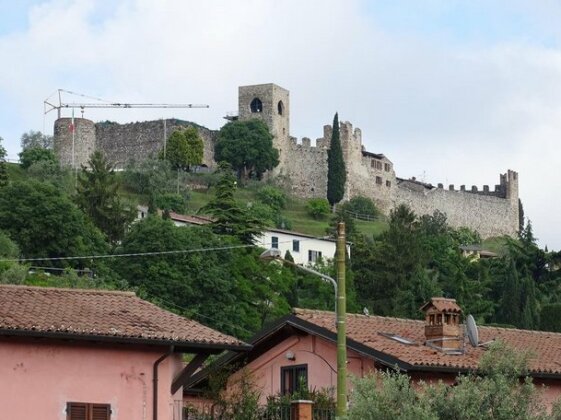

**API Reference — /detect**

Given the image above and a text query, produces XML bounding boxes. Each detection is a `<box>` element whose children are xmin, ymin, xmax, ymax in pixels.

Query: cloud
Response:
<box><xmin>0</xmin><ymin>0</ymin><xmax>559</xmax><ymax>247</ymax></box>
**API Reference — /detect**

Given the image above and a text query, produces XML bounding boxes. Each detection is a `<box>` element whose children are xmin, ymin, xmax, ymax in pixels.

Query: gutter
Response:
<box><xmin>153</xmin><ymin>345</ymin><xmax>174</xmax><ymax>420</ymax></box>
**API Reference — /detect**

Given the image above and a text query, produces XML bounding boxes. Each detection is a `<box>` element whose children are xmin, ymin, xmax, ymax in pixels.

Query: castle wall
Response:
<box><xmin>394</xmin><ymin>173</ymin><xmax>519</xmax><ymax>238</ymax></box>
<box><xmin>53</xmin><ymin>118</ymin><xmax>96</xmax><ymax>168</ymax></box>
<box><xmin>52</xmin><ymin>83</ymin><xmax>520</xmax><ymax>239</ymax></box>
<box><xmin>283</xmin><ymin>137</ymin><xmax>328</xmax><ymax>198</ymax></box>
<box><xmin>55</xmin><ymin>118</ymin><xmax>216</xmax><ymax>170</ymax></box>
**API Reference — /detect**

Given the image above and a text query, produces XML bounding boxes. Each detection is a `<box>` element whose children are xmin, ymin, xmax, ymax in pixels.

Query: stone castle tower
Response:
<box><xmin>238</xmin><ymin>83</ymin><xmax>291</xmax><ymax>173</ymax></box>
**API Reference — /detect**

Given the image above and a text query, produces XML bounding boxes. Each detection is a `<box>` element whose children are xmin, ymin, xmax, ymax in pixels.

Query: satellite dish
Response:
<box><xmin>466</xmin><ymin>314</ymin><xmax>479</xmax><ymax>347</ymax></box>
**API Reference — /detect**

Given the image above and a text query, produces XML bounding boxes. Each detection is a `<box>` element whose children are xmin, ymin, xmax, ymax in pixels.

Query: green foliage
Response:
<box><xmin>26</xmin><ymin>159</ymin><xmax>74</xmax><ymax>193</ymax></box>
<box><xmin>326</xmin><ymin>113</ymin><xmax>346</xmax><ymax>206</ymax></box>
<box><xmin>352</xmin><ymin>206</ymin><xmax>492</xmax><ymax>320</ymax></box>
<box><xmin>348</xmin><ymin>342</ymin><xmax>549</xmax><ymax>420</ymax></box>
<box><xmin>0</xmin><ymin>230</ymin><xmax>19</xmax><ymax>258</ymax></box>
<box><xmin>153</xmin><ymin>193</ymin><xmax>186</xmax><ymax>213</ymax></box>
<box><xmin>215</xmin><ymin>119</ymin><xmax>279</xmax><ymax>181</ymax></box>
<box><xmin>256</xmin><ymin>185</ymin><xmax>286</xmax><ymax>211</ymax></box>
<box><xmin>113</xmin><ymin>216</ymin><xmax>292</xmax><ymax>338</ymax></box>
<box><xmin>76</xmin><ymin>151</ymin><xmax>136</xmax><ymax>244</ymax></box>
<box><xmin>0</xmin><ymin>136</ymin><xmax>7</xmax><ymax>187</ymax></box>
<box><xmin>19</xmin><ymin>147</ymin><xmax>57</xmax><ymax>169</ymax></box>
<box><xmin>343</xmin><ymin>195</ymin><xmax>379</xmax><ymax>220</ymax></box>
<box><xmin>0</xmin><ymin>180</ymin><xmax>108</xmax><ymax>268</ymax></box>
<box><xmin>201</xmin><ymin>162</ymin><xmax>265</xmax><ymax>244</ymax></box>
<box><xmin>539</xmin><ymin>303</ymin><xmax>561</xmax><ymax>332</ymax></box>
<box><xmin>306</xmin><ymin>198</ymin><xmax>330</xmax><ymax>220</ymax></box>
<box><xmin>0</xmin><ymin>230</ymin><xmax>26</xmax><ymax>286</ymax></box>
<box><xmin>161</xmin><ymin>127</ymin><xmax>203</xmax><ymax>171</ymax></box>
<box><xmin>20</xmin><ymin>130</ymin><xmax>52</xmax><ymax>150</ymax></box>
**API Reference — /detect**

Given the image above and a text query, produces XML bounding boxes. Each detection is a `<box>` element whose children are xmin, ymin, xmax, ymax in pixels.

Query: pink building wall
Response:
<box><xmin>218</xmin><ymin>334</ymin><xmax>375</xmax><ymax>405</ymax></box>
<box><xmin>0</xmin><ymin>338</ymin><xmax>185</xmax><ymax>420</ymax></box>
<box><xmin>194</xmin><ymin>334</ymin><xmax>561</xmax><ymax>410</ymax></box>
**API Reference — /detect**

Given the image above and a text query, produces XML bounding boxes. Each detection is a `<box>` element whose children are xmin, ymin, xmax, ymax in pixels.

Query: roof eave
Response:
<box><xmin>0</xmin><ymin>328</ymin><xmax>252</xmax><ymax>353</ymax></box>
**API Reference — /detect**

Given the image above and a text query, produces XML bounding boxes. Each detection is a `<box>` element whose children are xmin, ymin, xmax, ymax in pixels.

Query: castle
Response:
<box><xmin>53</xmin><ymin>83</ymin><xmax>519</xmax><ymax>238</ymax></box>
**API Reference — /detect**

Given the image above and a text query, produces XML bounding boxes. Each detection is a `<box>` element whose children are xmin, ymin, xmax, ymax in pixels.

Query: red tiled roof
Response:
<box><xmin>420</xmin><ymin>297</ymin><xmax>462</xmax><ymax>313</ymax></box>
<box><xmin>293</xmin><ymin>308</ymin><xmax>561</xmax><ymax>376</ymax></box>
<box><xmin>169</xmin><ymin>213</ymin><xmax>213</xmax><ymax>225</ymax></box>
<box><xmin>0</xmin><ymin>285</ymin><xmax>248</xmax><ymax>350</ymax></box>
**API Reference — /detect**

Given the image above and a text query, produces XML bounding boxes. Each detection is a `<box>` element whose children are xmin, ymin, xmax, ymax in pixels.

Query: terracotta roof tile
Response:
<box><xmin>293</xmin><ymin>308</ymin><xmax>561</xmax><ymax>375</ymax></box>
<box><xmin>0</xmin><ymin>285</ymin><xmax>247</xmax><ymax>349</ymax></box>
<box><xmin>420</xmin><ymin>297</ymin><xmax>462</xmax><ymax>313</ymax></box>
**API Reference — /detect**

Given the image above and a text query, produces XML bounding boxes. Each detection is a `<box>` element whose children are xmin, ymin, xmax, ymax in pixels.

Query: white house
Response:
<box><xmin>255</xmin><ymin>228</ymin><xmax>345</xmax><ymax>265</ymax></box>
<box><xmin>136</xmin><ymin>206</ymin><xmax>348</xmax><ymax>265</ymax></box>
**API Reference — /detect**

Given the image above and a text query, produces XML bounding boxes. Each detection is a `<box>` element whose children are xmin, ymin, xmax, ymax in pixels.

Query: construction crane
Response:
<box><xmin>43</xmin><ymin>88</ymin><xmax>209</xmax><ymax>119</ymax></box>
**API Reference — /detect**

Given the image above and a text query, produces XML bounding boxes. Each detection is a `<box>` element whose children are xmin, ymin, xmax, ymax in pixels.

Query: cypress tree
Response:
<box><xmin>326</xmin><ymin>112</ymin><xmax>346</xmax><ymax>207</ymax></box>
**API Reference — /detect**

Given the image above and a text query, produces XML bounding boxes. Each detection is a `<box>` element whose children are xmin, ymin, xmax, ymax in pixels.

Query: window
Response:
<box><xmin>384</xmin><ymin>163</ymin><xmax>391</xmax><ymax>172</ymax></box>
<box><xmin>67</xmin><ymin>402</ymin><xmax>111</xmax><ymax>420</ymax></box>
<box><xmin>277</xmin><ymin>100</ymin><xmax>284</xmax><ymax>115</ymax></box>
<box><xmin>293</xmin><ymin>240</ymin><xmax>300</xmax><ymax>253</ymax></box>
<box><xmin>308</xmin><ymin>250</ymin><xmax>322</xmax><ymax>263</ymax></box>
<box><xmin>272</xmin><ymin>236</ymin><xmax>279</xmax><ymax>249</ymax></box>
<box><xmin>250</xmin><ymin>97</ymin><xmax>263</xmax><ymax>113</ymax></box>
<box><xmin>376</xmin><ymin>176</ymin><xmax>382</xmax><ymax>185</ymax></box>
<box><xmin>386</xmin><ymin>180</ymin><xmax>391</xmax><ymax>188</ymax></box>
<box><xmin>371</xmin><ymin>160</ymin><xmax>382</xmax><ymax>170</ymax></box>
<box><xmin>281</xmin><ymin>364</ymin><xmax>308</xmax><ymax>395</ymax></box>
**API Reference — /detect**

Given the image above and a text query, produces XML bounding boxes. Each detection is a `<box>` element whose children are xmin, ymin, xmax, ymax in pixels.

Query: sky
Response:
<box><xmin>0</xmin><ymin>0</ymin><xmax>560</xmax><ymax>249</ymax></box>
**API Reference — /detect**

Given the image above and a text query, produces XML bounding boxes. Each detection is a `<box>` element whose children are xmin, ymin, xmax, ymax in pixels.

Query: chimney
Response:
<box><xmin>420</xmin><ymin>298</ymin><xmax>462</xmax><ymax>350</ymax></box>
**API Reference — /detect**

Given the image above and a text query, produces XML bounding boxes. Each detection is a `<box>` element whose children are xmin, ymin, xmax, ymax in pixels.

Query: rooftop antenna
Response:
<box><xmin>466</xmin><ymin>314</ymin><xmax>479</xmax><ymax>347</ymax></box>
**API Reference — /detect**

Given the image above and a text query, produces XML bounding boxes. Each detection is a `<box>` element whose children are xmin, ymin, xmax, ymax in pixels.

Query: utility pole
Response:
<box><xmin>336</xmin><ymin>221</ymin><xmax>347</xmax><ymax>418</ymax></box>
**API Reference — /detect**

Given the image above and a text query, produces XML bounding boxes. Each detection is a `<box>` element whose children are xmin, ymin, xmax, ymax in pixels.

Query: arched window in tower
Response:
<box><xmin>250</xmin><ymin>98</ymin><xmax>263</xmax><ymax>113</ymax></box>
<box><xmin>277</xmin><ymin>100</ymin><xmax>284</xmax><ymax>115</ymax></box>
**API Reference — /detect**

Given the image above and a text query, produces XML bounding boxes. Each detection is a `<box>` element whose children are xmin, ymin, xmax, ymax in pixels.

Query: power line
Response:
<box><xmin>0</xmin><ymin>235</ymin><xmax>330</xmax><ymax>264</ymax></box>
<box><xmin>0</xmin><ymin>244</ymin><xmax>255</xmax><ymax>263</ymax></box>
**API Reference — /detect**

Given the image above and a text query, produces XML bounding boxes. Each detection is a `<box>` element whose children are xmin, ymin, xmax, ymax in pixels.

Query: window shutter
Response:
<box><xmin>67</xmin><ymin>403</ymin><xmax>87</xmax><ymax>420</ymax></box>
<box><xmin>67</xmin><ymin>402</ymin><xmax>110</xmax><ymax>420</ymax></box>
<box><xmin>91</xmin><ymin>404</ymin><xmax>111</xmax><ymax>420</ymax></box>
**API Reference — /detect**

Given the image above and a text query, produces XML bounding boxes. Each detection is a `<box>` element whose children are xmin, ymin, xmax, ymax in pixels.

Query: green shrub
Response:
<box><xmin>256</xmin><ymin>186</ymin><xmax>287</xmax><ymax>211</ymax></box>
<box><xmin>343</xmin><ymin>196</ymin><xmax>378</xmax><ymax>220</ymax></box>
<box><xmin>154</xmin><ymin>193</ymin><xmax>187</xmax><ymax>213</ymax></box>
<box><xmin>306</xmin><ymin>198</ymin><xmax>330</xmax><ymax>220</ymax></box>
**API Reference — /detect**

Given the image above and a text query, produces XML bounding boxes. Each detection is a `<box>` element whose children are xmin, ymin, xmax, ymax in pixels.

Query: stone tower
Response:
<box><xmin>53</xmin><ymin>117</ymin><xmax>96</xmax><ymax>168</ymax></box>
<box><xmin>238</xmin><ymin>83</ymin><xmax>290</xmax><ymax>173</ymax></box>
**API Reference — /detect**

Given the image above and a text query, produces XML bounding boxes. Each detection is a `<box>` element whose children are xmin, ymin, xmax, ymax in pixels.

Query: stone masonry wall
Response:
<box><xmin>395</xmin><ymin>182</ymin><xmax>519</xmax><ymax>237</ymax></box>
<box><xmin>53</xmin><ymin>118</ymin><xmax>96</xmax><ymax>168</ymax></box>
<box><xmin>94</xmin><ymin>119</ymin><xmax>216</xmax><ymax>170</ymax></box>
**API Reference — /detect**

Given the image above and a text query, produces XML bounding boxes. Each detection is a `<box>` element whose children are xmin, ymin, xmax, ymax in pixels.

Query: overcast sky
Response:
<box><xmin>0</xmin><ymin>0</ymin><xmax>560</xmax><ymax>249</ymax></box>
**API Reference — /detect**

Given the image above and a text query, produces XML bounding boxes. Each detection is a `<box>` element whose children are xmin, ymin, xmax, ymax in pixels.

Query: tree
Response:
<box><xmin>20</xmin><ymin>130</ymin><xmax>53</xmax><ymax>150</ymax></box>
<box><xmin>306</xmin><ymin>198</ymin><xmax>331</xmax><ymax>220</ymax></box>
<box><xmin>348</xmin><ymin>342</ymin><xmax>551</xmax><ymax>420</ymax></box>
<box><xmin>76</xmin><ymin>151</ymin><xmax>136</xmax><ymax>244</ymax></box>
<box><xmin>0</xmin><ymin>180</ymin><xmax>107</xmax><ymax>268</ymax></box>
<box><xmin>113</xmin><ymin>216</ymin><xmax>291</xmax><ymax>338</ymax></box>
<box><xmin>0</xmin><ymin>136</ymin><xmax>7</xmax><ymax>187</ymax></box>
<box><xmin>162</xmin><ymin>127</ymin><xmax>203</xmax><ymax>171</ymax></box>
<box><xmin>200</xmin><ymin>162</ymin><xmax>265</xmax><ymax>244</ymax></box>
<box><xmin>343</xmin><ymin>196</ymin><xmax>379</xmax><ymax>220</ymax></box>
<box><xmin>215</xmin><ymin>119</ymin><xmax>279</xmax><ymax>181</ymax></box>
<box><xmin>19</xmin><ymin>147</ymin><xmax>57</xmax><ymax>169</ymax></box>
<box><xmin>326</xmin><ymin>113</ymin><xmax>346</xmax><ymax>207</ymax></box>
